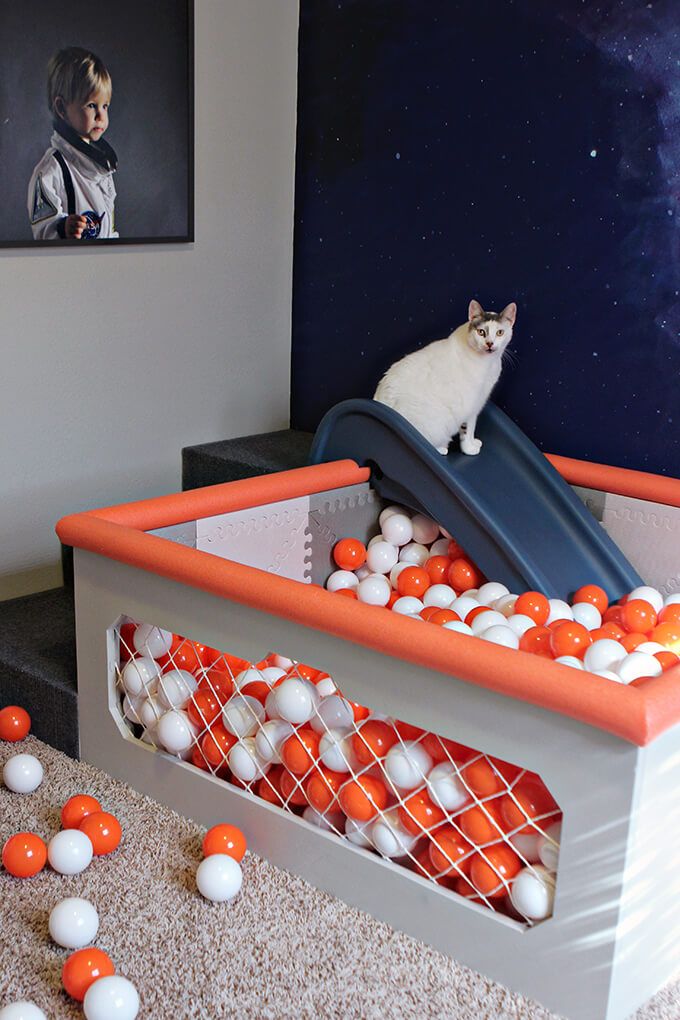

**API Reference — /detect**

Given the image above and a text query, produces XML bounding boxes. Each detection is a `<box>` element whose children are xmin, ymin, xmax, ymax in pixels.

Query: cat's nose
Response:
<box><xmin>485</xmin><ymin>340</ymin><xmax>494</xmax><ymax>351</ymax></box>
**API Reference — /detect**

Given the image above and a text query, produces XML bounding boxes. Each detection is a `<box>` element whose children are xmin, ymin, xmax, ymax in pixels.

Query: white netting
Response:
<box><xmin>113</xmin><ymin>618</ymin><xmax>561</xmax><ymax>926</ymax></box>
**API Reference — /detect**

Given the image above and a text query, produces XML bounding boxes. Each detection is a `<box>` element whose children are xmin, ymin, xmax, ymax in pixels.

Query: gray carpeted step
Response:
<box><xmin>0</xmin><ymin>586</ymin><xmax>78</xmax><ymax>758</ymax></box>
<box><xmin>182</xmin><ymin>428</ymin><xmax>314</xmax><ymax>490</ymax></box>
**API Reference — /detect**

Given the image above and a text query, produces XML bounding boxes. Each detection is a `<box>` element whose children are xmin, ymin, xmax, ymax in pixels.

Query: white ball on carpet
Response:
<box><xmin>47</xmin><ymin>830</ymin><xmax>93</xmax><ymax>875</ymax></box>
<box><xmin>0</xmin><ymin>1004</ymin><xmax>47</xmax><ymax>1020</ymax></box>
<box><xmin>196</xmin><ymin>853</ymin><xmax>243</xmax><ymax>902</ymax></box>
<box><xmin>49</xmin><ymin>896</ymin><xmax>99</xmax><ymax>948</ymax></box>
<box><xmin>3</xmin><ymin>753</ymin><xmax>43</xmax><ymax>793</ymax></box>
<box><xmin>83</xmin><ymin>975</ymin><xmax>140</xmax><ymax>1020</ymax></box>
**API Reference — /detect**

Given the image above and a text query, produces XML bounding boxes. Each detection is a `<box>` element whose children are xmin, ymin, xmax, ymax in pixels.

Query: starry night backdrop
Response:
<box><xmin>291</xmin><ymin>0</ymin><xmax>680</xmax><ymax>476</ymax></box>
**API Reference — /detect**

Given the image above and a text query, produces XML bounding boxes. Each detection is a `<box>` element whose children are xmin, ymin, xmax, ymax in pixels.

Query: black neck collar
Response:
<box><xmin>53</xmin><ymin>117</ymin><xmax>118</xmax><ymax>172</ymax></box>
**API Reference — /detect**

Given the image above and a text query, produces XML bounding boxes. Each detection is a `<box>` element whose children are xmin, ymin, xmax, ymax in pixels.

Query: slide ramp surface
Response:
<box><xmin>309</xmin><ymin>398</ymin><xmax>642</xmax><ymax>601</ymax></box>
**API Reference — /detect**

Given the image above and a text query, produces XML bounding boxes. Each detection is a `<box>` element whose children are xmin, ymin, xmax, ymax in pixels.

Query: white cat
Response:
<box><xmin>373</xmin><ymin>299</ymin><xmax>516</xmax><ymax>455</ymax></box>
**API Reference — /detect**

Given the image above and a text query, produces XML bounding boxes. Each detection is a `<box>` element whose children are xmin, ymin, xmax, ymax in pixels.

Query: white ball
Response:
<box><xmin>315</xmin><ymin>673</ymin><xmax>337</xmax><ymax>697</ymax></box>
<box><xmin>228</xmin><ymin>737</ymin><xmax>269</xmax><ymax>783</ymax></box>
<box><xmin>481</xmin><ymin>625</ymin><xmax>520</xmax><ymax>649</ymax></box>
<box><xmin>426</xmin><ymin>762</ymin><xmax>468</xmax><ymax>811</ymax></box>
<box><xmin>494</xmin><ymin>593</ymin><xmax>519</xmax><ymax>617</ymax></box>
<box><xmin>470</xmin><ymin>610</ymin><xmax>506</xmax><ymax>635</ymax></box>
<box><xmin>309</xmin><ymin>695</ymin><xmax>354</xmax><ymax>734</ymax></box>
<box><xmin>510</xmin><ymin>865</ymin><xmax>556</xmax><ymax>920</ymax></box>
<box><xmin>83</xmin><ymin>976</ymin><xmax>140</xmax><ymax>1020</ymax></box>
<box><xmin>428</xmin><ymin>538</ymin><xmax>451</xmax><ymax>557</ymax></box>
<box><xmin>222</xmin><ymin>695</ymin><xmax>265</xmax><ymax>737</ymax></box>
<box><xmin>571</xmin><ymin>602</ymin><xmax>602</xmax><ymax>631</ymax></box>
<box><xmin>122</xmin><ymin>694</ymin><xmax>145</xmax><ymax>724</ymax></box>
<box><xmin>0</xmin><ymin>1005</ymin><xmax>47</xmax><ymax>1020</ymax></box>
<box><xmin>366</xmin><ymin>541</ymin><xmax>399</xmax><ymax>574</ymax></box>
<box><xmin>509</xmin><ymin>832</ymin><xmax>542</xmax><ymax>864</ymax></box>
<box><xmin>49</xmin><ymin>897</ymin><xmax>99</xmax><ymax>949</ymax></box>
<box><xmin>411</xmin><ymin>514</ymin><xmax>440</xmax><ymax>545</ymax></box>
<box><xmin>627</xmin><ymin>586</ymin><xmax>664</xmax><ymax>614</ymax></box>
<box><xmin>635</xmin><ymin>641</ymin><xmax>666</xmax><ymax>655</ymax></box>
<box><xmin>378</xmin><ymin>504</ymin><xmax>406</xmax><ymax>527</ymax></box>
<box><xmin>121</xmin><ymin>656</ymin><xmax>159</xmax><ymax>697</ymax></box>
<box><xmin>594</xmin><ymin>669</ymin><xmax>626</xmax><ymax>683</ymax></box>
<box><xmin>398</xmin><ymin>542</ymin><xmax>429</xmax><ymax>566</ymax></box>
<box><xmin>357</xmin><ymin>574</ymin><xmax>391</xmax><ymax>606</ymax></box>
<box><xmin>344</xmin><ymin>816</ymin><xmax>374</xmax><ymax>848</ymax></box>
<box><xmin>547</xmin><ymin>599</ymin><xmax>573</xmax><ymax>624</ymax></box>
<box><xmin>132</xmin><ymin>624</ymin><xmax>172</xmax><ymax>660</ymax></box>
<box><xmin>664</xmin><ymin>593</ymin><xmax>680</xmax><ymax>607</ymax></box>
<box><xmin>255</xmin><ymin>719</ymin><xmax>294</xmax><ymax>763</ymax></box>
<box><xmin>423</xmin><ymin>584</ymin><xmax>455</xmax><ymax>608</ymax></box>
<box><xmin>381</xmin><ymin>513</ymin><xmax>414</xmax><ymax>546</ymax></box>
<box><xmin>384</xmin><ymin>741</ymin><xmax>432</xmax><ymax>790</ymax></box>
<box><xmin>156</xmin><ymin>669</ymin><xmax>197</xmax><ymax>710</ymax></box>
<box><xmin>47</xmin><ymin>830</ymin><xmax>93</xmax><ymax>875</ymax></box>
<box><xmin>392</xmin><ymin>596</ymin><xmax>424</xmax><ymax>616</ymax></box>
<box><xmin>3</xmin><ymin>753</ymin><xmax>43</xmax><ymax>794</ymax></box>
<box><xmin>506</xmin><ymin>614</ymin><xmax>536</xmax><ymax>638</ymax></box>
<box><xmin>477</xmin><ymin>581</ymin><xmax>510</xmax><ymax>605</ymax></box>
<box><xmin>583</xmin><ymin>638</ymin><xmax>627</xmax><ymax>674</ymax></box>
<box><xmin>370</xmin><ymin>808</ymin><xmax>419</xmax><ymax>858</ymax></box>
<box><xmin>270</xmin><ymin>654</ymin><xmax>293</xmax><ymax>669</ymax></box>
<box><xmin>274</xmin><ymin>677</ymin><xmax>317</xmax><ymax>725</ymax></box>
<box><xmin>260</xmin><ymin>666</ymin><xmax>286</xmax><ymax>685</ymax></box>
<box><xmin>196</xmin><ymin>853</ymin><xmax>243</xmax><ymax>902</ymax></box>
<box><xmin>355</xmin><ymin>565</ymin><xmax>372</xmax><ymax>581</ymax></box>
<box><xmin>319</xmin><ymin>729</ymin><xmax>355</xmax><ymax>772</ymax></box>
<box><xmin>233</xmin><ymin>668</ymin><xmax>265</xmax><ymax>690</ymax></box>
<box><xmin>138</xmin><ymin>696</ymin><xmax>163</xmax><ymax>730</ymax></box>
<box><xmin>326</xmin><ymin>569</ymin><xmax>360</xmax><ymax>592</ymax></box>
<box><xmin>554</xmin><ymin>655</ymin><xmax>584</xmax><ymax>670</ymax></box>
<box><xmin>157</xmin><ymin>710</ymin><xmax>198</xmax><ymax>754</ymax></box>
<box><xmin>449</xmin><ymin>596</ymin><xmax>479</xmax><ymax>621</ymax></box>
<box><xmin>441</xmin><ymin>620</ymin><xmax>474</xmax><ymax>636</ymax></box>
<box><xmin>537</xmin><ymin>821</ymin><xmax>562</xmax><ymax>872</ymax></box>
<box><xmin>616</xmin><ymin>652</ymin><xmax>663</xmax><ymax>684</ymax></box>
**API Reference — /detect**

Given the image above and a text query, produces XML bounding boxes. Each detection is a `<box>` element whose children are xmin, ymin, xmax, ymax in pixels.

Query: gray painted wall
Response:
<box><xmin>0</xmin><ymin>0</ymin><xmax>299</xmax><ymax>599</ymax></box>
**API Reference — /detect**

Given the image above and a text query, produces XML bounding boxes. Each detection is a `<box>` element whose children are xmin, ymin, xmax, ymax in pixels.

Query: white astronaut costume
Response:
<box><xmin>28</xmin><ymin>121</ymin><xmax>118</xmax><ymax>240</ymax></box>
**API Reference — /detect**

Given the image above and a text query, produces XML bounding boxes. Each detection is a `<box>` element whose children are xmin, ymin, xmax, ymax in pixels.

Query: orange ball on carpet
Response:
<box><xmin>202</xmin><ymin>823</ymin><xmax>247</xmax><ymax>861</ymax></box>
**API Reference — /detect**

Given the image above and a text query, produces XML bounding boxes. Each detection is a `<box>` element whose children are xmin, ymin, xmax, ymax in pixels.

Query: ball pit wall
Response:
<box><xmin>58</xmin><ymin>457</ymin><xmax>680</xmax><ymax>1020</ymax></box>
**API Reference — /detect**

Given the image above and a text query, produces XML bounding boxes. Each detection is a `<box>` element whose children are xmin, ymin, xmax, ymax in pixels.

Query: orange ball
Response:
<box><xmin>602</xmin><ymin>605</ymin><xmax>625</xmax><ymax>626</ymax></box>
<box><xmin>397</xmin><ymin>566</ymin><xmax>431</xmax><ymax>598</ymax></box>
<box><xmin>659</xmin><ymin>605</ymin><xmax>680</xmax><ymax>625</ymax></box>
<box><xmin>469</xmin><ymin>844</ymin><xmax>522</xmax><ymax>898</ymax></box>
<box><xmin>428</xmin><ymin>824</ymin><xmax>473</xmax><ymax>876</ymax></box>
<box><xmin>279</xmin><ymin>768</ymin><xmax>308</xmax><ymax>806</ymax></box>
<box><xmin>61</xmin><ymin>794</ymin><xmax>102</xmax><ymax>830</ymax></box>
<box><xmin>656</xmin><ymin>650</ymin><xmax>680</xmax><ymax>672</ymax></box>
<box><xmin>410</xmin><ymin>845</ymin><xmax>450</xmax><ymax>885</ymax></box>
<box><xmin>649</xmin><ymin>623</ymin><xmax>680</xmax><ymax>649</ymax></box>
<box><xmin>0</xmin><ymin>705</ymin><xmax>31</xmax><ymax>742</ymax></box>
<box><xmin>394</xmin><ymin>719</ymin><xmax>425</xmax><ymax>741</ymax></box>
<box><xmin>519</xmin><ymin>625</ymin><xmax>553</xmax><ymax>657</ymax></box>
<box><xmin>306</xmin><ymin>766</ymin><xmax>344</xmax><ymax>813</ymax></box>
<box><xmin>420</xmin><ymin>605</ymin><xmax>441</xmax><ymax>621</ymax></box>
<box><xmin>200</xmin><ymin>724</ymin><xmax>237</xmax><ymax>768</ymax></box>
<box><xmin>118</xmin><ymin>621</ymin><xmax>137</xmax><ymax>663</ymax></box>
<box><xmin>428</xmin><ymin>608</ymin><xmax>460</xmax><ymax>626</ymax></box>
<box><xmin>191</xmin><ymin>743</ymin><xmax>211</xmax><ymax>771</ymax></box>
<box><xmin>347</xmin><ymin>700</ymin><xmax>370</xmax><ymax>723</ymax></box>
<box><xmin>281</xmin><ymin>727</ymin><xmax>321</xmax><ymax>775</ymax></box>
<box><xmin>424</xmin><ymin>555</ymin><xmax>452</xmax><ymax>585</ymax></box>
<box><xmin>338</xmin><ymin>775</ymin><xmax>388</xmax><ymax>821</ymax></box>
<box><xmin>421</xmin><ymin>731</ymin><xmax>474</xmax><ymax>764</ymax></box>
<box><xmin>459</xmin><ymin>801</ymin><xmax>506</xmax><ymax>845</ymax></box>
<box><xmin>159</xmin><ymin>634</ymin><xmax>203</xmax><ymax>673</ymax></box>
<box><xmin>514</xmin><ymin>592</ymin><xmax>550</xmax><ymax>626</ymax></box>
<box><xmin>447</xmin><ymin>539</ymin><xmax>465</xmax><ymax>559</ymax></box>
<box><xmin>500</xmin><ymin>780</ymin><xmax>558</xmax><ymax>834</ymax></box>
<box><xmin>198</xmin><ymin>667</ymin><xmax>234</xmax><ymax>704</ymax></box>
<box><xmin>573</xmin><ymin>584</ymin><xmax>608</xmax><ymax>614</ymax></box>
<box><xmin>2</xmin><ymin>831</ymin><xmax>47</xmax><ymax>877</ymax></box>
<box><xmin>202</xmin><ymin>823</ymin><xmax>246</xmax><ymax>861</ymax></box>
<box><xmin>549</xmin><ymin>621</ymin><xmax>592</xmax><ymax>659</ymax></box>
<box><xmin>398</xmin><ymin>789</ymin><xmax>445</xmax><ymax>835</ymax></box>
<box><xmin>79</xmin><ymin>811</ymin><xmax>122</xmax><ymax>855</ymax></box>
<box><xmin>621</xmin><ymin>599</ymin><xmax>657</xmax><ymax>634</ymax></box>
<box><xmin>621</xmin><ymin>632</ymin><xmax>647</xmax><ymax>653</ymax></box>
<box><xmin>333</xmin><ymin>537</ymin><xmax>367</xmax><ymax>571</ymax></box>
<box><xmin>448</xmin><ymin>558</ymin><xmax>483</xmax><ymax>593</ymax></box>
<box><xmin>600</xmin><ymin>622</ymin><xmax>625</xmax><ymax>640</ymax></box>
<box><xmin>257</xmin><ymin>765</ymin><xmax>285</xmax><ymax>806</ymax></box>
<box><xmin>335</xmin><ymin>588</ymin><xmax>358</xmax><ymax>599</ymax></box>
<box><xmin>62</xmin><ymin>947</ymin><xmax>115</xmax><ymax>1001</ymax></box>
<box><xmin>187</xmin><ymin>688</ymin><xmax>222</xmax><ymax>729</ymax></box>
<box><xmin>465</xmin><ymin>605</ymin><xmax>493</xmax><ymax>626</ymax></box>
<box><xmin>352</xmin><ymin>719</ymin><xmax>398</xmax><ymax>765</ymax></box>
<box><xmin>461</xmin><ymin>756</ymin><xmax>521</xmax><ymax>797</ymax></box>
<box><xmin>240</xmin><ymin>680</ymin><xmax>271</xmax><ymax>706</ymax></box>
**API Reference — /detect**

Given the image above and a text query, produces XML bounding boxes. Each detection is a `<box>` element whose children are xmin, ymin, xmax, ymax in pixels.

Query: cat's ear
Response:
<box><xmin>500</xmin><ymin>302</ymin><xmax>517</xmax><ymax>326</ymax></box>
<box><xmin>468</xmin><ymin>299</ymin><xmax>484</xmax><ymax>322</ymax></box>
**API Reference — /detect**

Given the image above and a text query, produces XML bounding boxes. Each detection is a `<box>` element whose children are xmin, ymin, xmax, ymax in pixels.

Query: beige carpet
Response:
<box><xmin>1</xmin><ymin>736</ymin><xmax>678</xmax><ymax>1020</ymax></box>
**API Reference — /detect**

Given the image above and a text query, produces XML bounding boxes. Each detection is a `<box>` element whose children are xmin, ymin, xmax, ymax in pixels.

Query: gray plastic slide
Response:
<box><xmin>309</xmin><ymin>398</ymin><xmax>642</xmax><ymax>601</ymax></box>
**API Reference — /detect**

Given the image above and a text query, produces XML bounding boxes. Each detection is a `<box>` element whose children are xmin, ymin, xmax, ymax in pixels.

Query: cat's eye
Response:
<box><xmin>497</xmin><ymin>329</ymin><xmax>504</xmax><ymax>337</ymax></box>
<box><xmin>477</xmin><ymin>328</ymin><xmax>486</xmax><ymax>337</ymax></box>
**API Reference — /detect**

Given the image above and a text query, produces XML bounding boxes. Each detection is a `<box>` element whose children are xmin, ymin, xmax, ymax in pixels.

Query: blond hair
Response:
<box><xmin>47</xmin><ymin>47</ymin><xmax>112</xmax><ymax>114</ymax></box>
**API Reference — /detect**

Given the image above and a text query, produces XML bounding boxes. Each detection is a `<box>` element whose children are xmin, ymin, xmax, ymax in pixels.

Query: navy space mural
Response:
<box><xmin>291</xmin><ymin>0</ymin><xmax>680</xmax><ymax>476</ymax></box>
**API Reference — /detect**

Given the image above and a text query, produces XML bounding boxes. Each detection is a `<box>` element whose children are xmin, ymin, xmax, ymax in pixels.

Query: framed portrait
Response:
<box><xmin>0</xmin><ymin>0</ymin><xmax>194</xmax><ymax>246</ymax></box>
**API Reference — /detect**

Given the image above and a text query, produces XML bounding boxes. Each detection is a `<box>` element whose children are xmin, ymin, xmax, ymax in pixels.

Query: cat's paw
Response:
<box><xmin>436</xmin><ymin>445</ymin><xmax>449</xmax><ymax>455</ymax></box>
<box><xmin>461</xmin><ymin>437</ymin><xmax>483</xmax><ymax>456</ymax></box>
